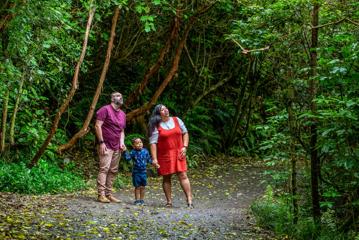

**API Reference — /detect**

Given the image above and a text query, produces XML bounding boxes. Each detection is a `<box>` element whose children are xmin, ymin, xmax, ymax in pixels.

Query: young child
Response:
<box><xmin>123</xmin><ymin>137</ymin><xmax>159</xmax><ymax>206</ymax></box>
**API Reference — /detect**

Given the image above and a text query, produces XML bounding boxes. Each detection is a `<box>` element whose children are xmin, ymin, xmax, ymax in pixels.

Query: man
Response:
<box><xmin>95</xmin><ymin>92</ymin><xmax>126</xmax><ymax>203</ymax></box>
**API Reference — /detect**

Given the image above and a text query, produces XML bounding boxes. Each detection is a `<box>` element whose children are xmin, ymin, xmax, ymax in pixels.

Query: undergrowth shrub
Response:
<box><xmin>251</xmin><ymin>185</ymin><xmax>293</xmax><ymax>234</ymax></box>
<box><xmin>252</xmin><ymin>186</ymin><xmax>356</xmax><ymax>239</ymax></box>
<box><xmin>0</xmin><ymin>160</ymin><xmax>87</xmax><ymax>194</ymax></box>
<box><xmin>113</xmin><ymin>173</ymin><xmax>132</xmax><ymax>189</ymax></box>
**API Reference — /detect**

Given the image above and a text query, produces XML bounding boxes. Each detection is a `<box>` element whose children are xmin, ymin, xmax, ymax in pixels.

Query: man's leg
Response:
<box><xmin>97</xmin><ymin>149</ymin><xmax>114</xmax><ymax>202</ymax></box>
<box><xmin>105</xmin><ymin>151</ymin><xmax>121</xmax><ymax>202</ymax></box>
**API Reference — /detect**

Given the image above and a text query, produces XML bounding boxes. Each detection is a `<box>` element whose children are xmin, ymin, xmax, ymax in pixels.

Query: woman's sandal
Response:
<box><xmin>187</xmin><ymin>203</ymin><xmax>194</xmax><ymax>209</ymax></box>
<box><xmin>165</xmin><ymin>202</ymin><xmax>173</xmax><ymax>208</ymax></box>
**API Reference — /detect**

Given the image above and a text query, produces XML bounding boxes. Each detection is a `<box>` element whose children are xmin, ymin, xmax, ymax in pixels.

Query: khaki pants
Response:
<box><xmin>97</xmin><ymin>149</ymin><xmax>121</xmax><ymax>196</ymax></box>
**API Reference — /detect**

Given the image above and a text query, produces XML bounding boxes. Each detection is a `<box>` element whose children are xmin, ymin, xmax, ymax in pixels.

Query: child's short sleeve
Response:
<box><xmin>144</xmin><ymin>149</ymin><xmax>152</xmax><ymax>164</ymax></box>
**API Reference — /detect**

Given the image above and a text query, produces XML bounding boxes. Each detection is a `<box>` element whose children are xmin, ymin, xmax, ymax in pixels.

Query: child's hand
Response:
<box><xmin>122</xmin><ymin>145</ymin><xmax>127</xmax><ymax>151</ymax></box>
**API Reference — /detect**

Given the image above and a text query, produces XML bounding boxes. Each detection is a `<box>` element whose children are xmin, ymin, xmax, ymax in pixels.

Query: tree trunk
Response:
<box><xmin>287</xmin><ymin>86</ymin><xmax>298</xmax><ymax>224</ymax></box>
<box><xmin>9</xmin><ymin>74</ymin><xmax>25</xmax><ymax>146</ymax></box>
<box><xmin>310</xmin><ymin>3</ymin><xmax>321</xmax><ymax>225</ymax></box>
<box><xmin>126</xmin><ymin>15</ymin><xmax>196</xmax><ymax>122</ymax></box>
<box><xmin>28</xmin><ymin>7</ymin><xmax>95</xmax><ymax>167</ymax></box>
<box><xmin>291</xmin><ymin>141</ymin><xmax>298</xmax><ymax>224</ymax></box>
<box><xmin>58</xmin><ymin>7</ymin><xmax>121</xmax><ymax>154</ymax></box>
<box><xmin>0</xmin><ymin>89</ymin><xmax>9</xmax><ymax>152</ymax></box>
<box><xmin>124</xmin><ymin>12</ymin><xmax>180</xmax><ymax>109</ymax></box>
<box><xmin>225</xmin><ymin>58</ymin><xmax>254</xmax><ymax>148</ymax></box>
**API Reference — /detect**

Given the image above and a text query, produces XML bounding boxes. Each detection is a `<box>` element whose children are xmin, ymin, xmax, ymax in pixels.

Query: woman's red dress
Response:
<box><xmin>157</xmin><ymin>117</ymin><xmax>187</xmax><ymax>175</ymax></box>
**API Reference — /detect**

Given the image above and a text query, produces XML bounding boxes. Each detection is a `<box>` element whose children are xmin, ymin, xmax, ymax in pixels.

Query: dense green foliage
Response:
<box><xmin>0</xmin><ymin>160</ymin><xmax>86</xmax><ymax>194</ymax></box>
<box><xmin>1</xmin><ymin>0</ymin><xmax>358</xmax><ymax>238</ymax></box>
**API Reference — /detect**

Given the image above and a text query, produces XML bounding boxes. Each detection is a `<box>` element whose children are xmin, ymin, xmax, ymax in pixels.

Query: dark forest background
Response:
<box><xmin>1</xmin><ymin>0</ymin><xmax>358</xmax><ymax>238</ymax></box>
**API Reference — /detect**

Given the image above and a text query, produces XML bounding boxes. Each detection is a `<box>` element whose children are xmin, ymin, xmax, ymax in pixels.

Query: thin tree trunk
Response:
<box><xmin>29</xmin><ymin>7</ymin><xmax>95</xmax><ymax>167</ymax></box>
<box><xmin>126</xmin><ymin>16</ymin><xmax>196</xmax><ymax>122</ymax></box>
<box><xmin>287</xmin><ymin>86</ymin><xmax>298</xmax><ymax>224</ymax></box>
<box><xmin>124</xmin><ymin>13</ymin><xmax>180</xmax><ymax>109</ymax></box>
<box><xmin>0</xmin><ymin>89</ymin><xmax>9</xmax><ymax>152</ymax></box>
<box><xmin>225</xmin><ymin>59</ymin><xmax>253</xmax><ymax>148</ymax></box>
<box><xmin>9</xmin><ymin>74</ymin><xmax>25</xmax><ymax>146</ymax></box>
<box><xmin>291</xmin><ymin>141</ymin><xmax>298</xmax><ymax>224</ymax></box>
<box><xmin>310</xmin><ymin>3</ymin><xmax>321</xmax><ymax>225</ymax></box>
<box><xmin>58</xmin><ymin>7</ymin><xmax>121</xmax><ymax>154</ymax></box>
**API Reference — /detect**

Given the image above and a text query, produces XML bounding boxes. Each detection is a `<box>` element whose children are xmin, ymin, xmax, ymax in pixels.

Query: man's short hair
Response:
<box><xmin>111</xmin><ymin>92</ymin><xmax>122</xmax><ymax>101</ymax></box>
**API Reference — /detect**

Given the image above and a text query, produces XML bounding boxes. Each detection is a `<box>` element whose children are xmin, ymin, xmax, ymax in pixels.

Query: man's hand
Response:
<box><xmin>99</xmin><ymin>143</ymin><xmax>108</xmax><ymax>155</ymax></box>
<box><xmin>120</xmin><ymin>144</ymin><xmax>126</xmax><ymax>152</ymax></box>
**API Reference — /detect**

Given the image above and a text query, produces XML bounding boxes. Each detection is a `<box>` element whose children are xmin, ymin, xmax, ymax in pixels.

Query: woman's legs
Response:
<box><xmin>162</xmin><ymin>174</ymin><xmax>172</xmax><ymax>204</ymax></box>
<box><xmin>177</xmin><ymin>171</ymin><xmax>193</xmax><ymax>205</ymax></box>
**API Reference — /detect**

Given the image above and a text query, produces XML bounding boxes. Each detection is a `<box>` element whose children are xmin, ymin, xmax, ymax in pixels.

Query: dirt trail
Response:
<box><xmin>0</xmin><ymin>159</ymin><xmax>273</xmax><ymax>239</ymax></box>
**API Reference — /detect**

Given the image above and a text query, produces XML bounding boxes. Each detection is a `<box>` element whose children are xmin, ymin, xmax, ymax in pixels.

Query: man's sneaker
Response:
<box><xmin>134</xmin><ymin>200</ymin><xmax>141</xmax><ymax>206</ymax></box>
<box><xmin>139</xmin><ymin>200</ymin><xmax>145</xmax><ymax>206</ymax></box>
<box><xmin>106</xmin><ymin>195</ymin><xmax>121</xmax><ymax>203</ymax></box>
<box><xmin>98</xmin><ymin>195</ymin><xmax>110</xmax><ymax>203</ymax></box>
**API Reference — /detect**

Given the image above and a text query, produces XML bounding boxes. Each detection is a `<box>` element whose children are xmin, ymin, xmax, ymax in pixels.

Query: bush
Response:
<box><xmin>252</xmin><ymin>186</ymin><xmax>357</xmax><ymax>239</ymax></box>
<box><xmin>113</xmin><ymin>173</ymin><xmax>131</xmax><ymax>189</ymax></box>
<box><xmin>0</xmin><ymin>160</ymin><xmax>87</xmax><ymax>194</ymax></box>
<box><xmin>251</xmin><ymin>185</ymin><xmax>293</xmax><ymax>235</ymax></box>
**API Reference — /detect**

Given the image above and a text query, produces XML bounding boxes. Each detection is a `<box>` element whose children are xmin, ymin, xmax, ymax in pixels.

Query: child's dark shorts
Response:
<box><xmin>132</xmin><ymin>172</ymin><xmax>147</xmax><ymax>187</ymax></box>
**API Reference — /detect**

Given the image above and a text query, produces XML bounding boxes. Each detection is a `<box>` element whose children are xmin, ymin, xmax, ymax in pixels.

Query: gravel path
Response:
<box><xmin>0</xmin><ymin>159</ymin><xmax>273</xmax><ymax>239</ymax></box>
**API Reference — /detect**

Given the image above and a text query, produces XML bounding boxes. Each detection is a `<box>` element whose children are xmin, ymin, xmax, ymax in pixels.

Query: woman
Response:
<box><xmin>148</xmin><ymin>104</ymin><xmax>193</xmax><ymax>208</ymax></box>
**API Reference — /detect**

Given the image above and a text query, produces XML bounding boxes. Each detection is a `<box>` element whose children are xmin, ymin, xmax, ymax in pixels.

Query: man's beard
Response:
<box><xmin>114</xmin><ymin>97</ymin><xmax>123</xmax><ymax>107</ymax></box>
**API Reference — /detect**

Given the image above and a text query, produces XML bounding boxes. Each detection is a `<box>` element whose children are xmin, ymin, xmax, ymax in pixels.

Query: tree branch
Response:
<box><xmin>126</xmin><ymin>14</ymin><xmax>197</xmax><ymax>122</ymax></box>
<box><xmin>312</xmin><ymin>17</ymin><xmax>359</xmax><ymax>29</ymax></box>
<box><xmin>58</xmin><ymin>7</ymin><xmax>121</xmax><ymax>154</ymax></box>
<box><xmin>231</xmin><ymin>39</ymin><xmax>270</xmax><ymax>55</ymax></box>
<box><xmin>28</xmin><ymin>7</ymin><xmax>96</xmax><ymax>167</ymax></box>
<box><xmin>124</xmin><ymin>12</ymin><xmax>180</xmax><ymax>109</ymax></box>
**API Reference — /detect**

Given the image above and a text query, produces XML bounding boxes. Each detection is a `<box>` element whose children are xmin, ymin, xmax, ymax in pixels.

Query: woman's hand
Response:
<box><xmin>152</xmin><ymin>159</ymin><xmax>160</xmax><ymax>169</ymax></box>
<box><xmin>179</xmin><ymin>147</ymin><xmax>187</xmax><ymax>159</ymax></box>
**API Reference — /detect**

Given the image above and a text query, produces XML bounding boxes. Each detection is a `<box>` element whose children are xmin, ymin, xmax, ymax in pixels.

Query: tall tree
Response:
<box><xmin>0</xmin><ymin>90</ymin><xmax>9</xmax><ymax>152</ymax></box>
<box><xmin>309</xmin><ymin>2</ymin><xmax>321</xmax><ymax>225</ymax></box>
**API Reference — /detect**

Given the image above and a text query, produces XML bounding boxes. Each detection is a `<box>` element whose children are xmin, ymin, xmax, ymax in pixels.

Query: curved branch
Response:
<box><xmin>126</xmin><ymin>14</ymin><xmax>196</xmax><ymax>121</ymax></box>
<box><xmin>312</xmin><ymin>17</ymin><xmax>359</xmax><ymax>29</ymax></box>
<box><xmin>124</xmin><ymin>13</ymin><xmax>180</xmax><ymax>109</ymax></box>
<box><xmin>58</xmin><ymin>7</ymin><xmax>121</xmax><ymax>154</ymax></box>
<box><xmin>28</xmin><ymin>7</ymin><xmax>96</xmax><ymax>167</ymax></box>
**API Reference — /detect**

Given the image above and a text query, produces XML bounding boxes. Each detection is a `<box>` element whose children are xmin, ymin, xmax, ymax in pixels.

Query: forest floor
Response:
<box><xmin>0</xmin><ymin>158</ymin><xmax>274</xmax><ymax>239</ymax></box>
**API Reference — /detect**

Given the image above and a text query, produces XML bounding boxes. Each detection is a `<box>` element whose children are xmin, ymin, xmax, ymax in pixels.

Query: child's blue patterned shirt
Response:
<box><xmin>123</xmin><ymin>148</ymin><xmax>152</xmax><ymax>173</ymax></box>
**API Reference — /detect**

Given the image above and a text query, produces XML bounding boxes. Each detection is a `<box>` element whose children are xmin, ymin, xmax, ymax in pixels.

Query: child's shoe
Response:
<box><xmin>134</xmin><ymin>200</ymin><xmax>141</xmax><ymax>206</ymax></box>
<box><xmin>139</xmin><ymin>200</ymin><xmax>145</xmax><ymax>206</ymax></box>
